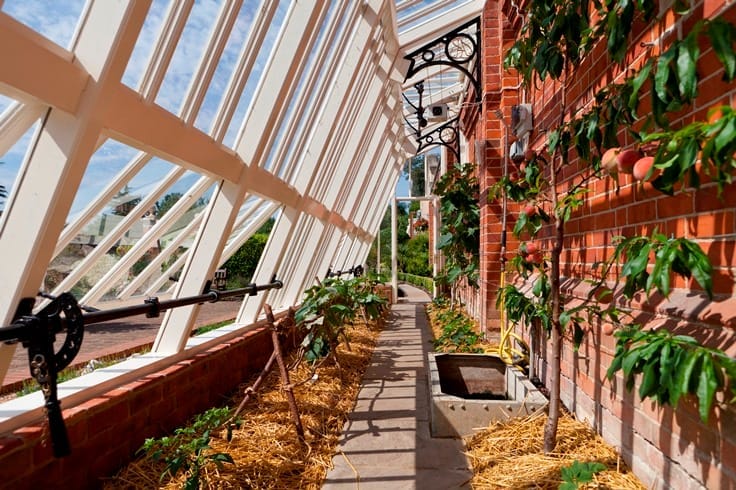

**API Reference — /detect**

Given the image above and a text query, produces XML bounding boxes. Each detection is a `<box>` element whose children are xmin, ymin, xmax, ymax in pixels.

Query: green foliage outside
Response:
<box><xmin>400</xmin><ymin>233</ymin><xmax>431</xmax><ymax>276</ymax></box>
<box><xmin>398</xmin><ymin>272</ymin><xmax>433</xmax><ymax>292</ymax></box>
<box><xmin>154</xmin><ymin>192</ymin><xmax>182</xmax><ymax>218</ymax></box>
<box><xmin>221</xmin><ymin>219</ymin><xmax>274</xmax><ymax>288</ymax></box>
<box><xmin>223</xmin><ymin>233</ymin><xmax>268</xmax><ymax>288</ymax></box>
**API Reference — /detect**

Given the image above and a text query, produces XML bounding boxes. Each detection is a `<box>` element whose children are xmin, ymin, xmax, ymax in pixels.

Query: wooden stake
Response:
<box><xmin>264</xmin><ymin>304</ymin><xmax>306</xmax><ymax>446</ymax></box>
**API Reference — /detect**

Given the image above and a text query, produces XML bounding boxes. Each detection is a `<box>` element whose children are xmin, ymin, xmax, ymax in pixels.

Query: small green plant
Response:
<box><xmin>295</xmin><ymin>276</ymin><xmax>387</xmax><ymax>363</ymax></box>
<box><xmin>432</xmin><ymin>304</ymin><xmax>482</xmax><ymax>353</ymax></box>
<box><xmin>140</xmin><ymin>406</ymin><xmax>237</xmax><ymax>490</ymax></box>
<box><xmin>559</xmin><ymin>460</ymin><xmax>607</xmax><ymax>489</ymax></box>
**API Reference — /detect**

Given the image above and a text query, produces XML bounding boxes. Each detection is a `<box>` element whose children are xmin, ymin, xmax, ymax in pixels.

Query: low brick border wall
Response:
<box><xmin>0</xmin><ymin>325</ymin><xmax>279</xmax><ymax>489</ymax></box>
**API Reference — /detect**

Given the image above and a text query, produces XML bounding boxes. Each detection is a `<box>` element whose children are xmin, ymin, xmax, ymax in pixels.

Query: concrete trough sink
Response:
<box><xmin>428</xmin><ymin>353</ymin><xmax>548</xmax><ymax>438</ymax></box>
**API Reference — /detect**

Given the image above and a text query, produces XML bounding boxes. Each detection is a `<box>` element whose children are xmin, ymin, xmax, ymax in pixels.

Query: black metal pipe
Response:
<box><xmin>0</xmin><ymin>278</ymin><xmax>283</xmax><ymax>340</ymax></box>
<box><xmin>82</xmin><ymin>279</ymin><xmax>282</xmax><ymax>325</ymax></box>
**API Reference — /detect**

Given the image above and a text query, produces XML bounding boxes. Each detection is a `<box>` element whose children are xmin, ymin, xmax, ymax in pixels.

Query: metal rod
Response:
<box><xmin>0</xmin><ymin>279</ymin><xmax>283</xmax><ymax>340</ymax></box>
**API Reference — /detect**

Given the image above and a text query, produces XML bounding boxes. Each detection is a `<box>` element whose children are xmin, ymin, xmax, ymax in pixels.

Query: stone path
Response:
<box><xmin>322</xmin><ymin>285</ymin><xmax>472</xmax><ymax>489</ymax></box>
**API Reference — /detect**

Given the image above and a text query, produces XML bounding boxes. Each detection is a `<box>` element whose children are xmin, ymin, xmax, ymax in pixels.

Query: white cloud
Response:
<box><xmin>2</xmin><ymin>0</ymin><xmax>85</xmax><ymax>49</ymax></box>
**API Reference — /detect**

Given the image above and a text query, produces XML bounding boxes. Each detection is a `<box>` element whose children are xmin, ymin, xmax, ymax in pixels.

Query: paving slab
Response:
<box><xmin>322</xmin><ymin>285</ymin><xmax>472</xmax><ymax>490</ymax></box>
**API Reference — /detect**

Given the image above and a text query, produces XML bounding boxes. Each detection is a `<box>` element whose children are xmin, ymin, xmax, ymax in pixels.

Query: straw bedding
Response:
<box><xmin>465</xmin><ymin>410</ymin><xmax>645</xmax><ymax>489</ymax></box>
<box><xmin>104</xmin><ymin>319</ymin><xmax>381</xmax><ymax>489</ymax></box>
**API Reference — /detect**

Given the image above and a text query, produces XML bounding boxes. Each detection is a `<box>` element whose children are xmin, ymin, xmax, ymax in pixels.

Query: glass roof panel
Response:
<box><xmin>222</xmin><ymin>1</ymin><xmax>290</xmax><ymax>149</ymax></box>
<box><xmin>261</xmin><ymin>2</ymin><xmax>341</xmax><ymax>174</ymax></box>
<box><xmin>155</xmin><ymin>0</ymin><xmax>225</xmax><ymax>114</ymax></box>
<box><xmin>193</xmin><ymin>4</ymin><xmax>256</xmax><ymax>135</ymax></box>
<box><xmin>122</xmin><ymin>0</ymin><xmax>170</xmax><ymax>90</ymax></box>
<box><xmin>0</xmin><ymin>116</ymin><xmax>41</xmax><ymax>215</ymax></box>
<box><xmin>2</xmin><ymin>0</ymin><xmax>86</xmax><ymax>49</ymax></box>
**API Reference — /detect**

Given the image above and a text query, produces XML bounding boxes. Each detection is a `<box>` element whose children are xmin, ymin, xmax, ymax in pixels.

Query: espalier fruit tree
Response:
<box><xmin>495</xmin><ymin>0</ymin><xmax>736</xmax><ymax>453</ymax></box>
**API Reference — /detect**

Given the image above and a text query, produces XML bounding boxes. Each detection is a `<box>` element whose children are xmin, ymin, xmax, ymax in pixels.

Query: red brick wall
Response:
<box><xmin>474</xmin><ymin>0</ymin><xmax>736</xmax><ymax>487</ymax></box>
<box><xmin>0</xmin><ymin>327</ymin><xmax>276</xmax><ymax>488</ymax></box>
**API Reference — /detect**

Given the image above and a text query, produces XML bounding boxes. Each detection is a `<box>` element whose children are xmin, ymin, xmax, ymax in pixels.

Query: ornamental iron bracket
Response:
<box><xmin>415</xmin><ymin>117</ymin><xmax>461</xmax><ymax>162</ymax></box>
<box><xmin>404</xmin><ymin>17</ymin><xmax>481</xmax><ymax>102</ymax></box>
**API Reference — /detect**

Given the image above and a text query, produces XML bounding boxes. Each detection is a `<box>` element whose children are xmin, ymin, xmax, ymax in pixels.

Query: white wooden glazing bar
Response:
<box><xmin>333</xmin><ymin>234</ymin><xmax>355</xmax><ymax>272</ymax></box>
<box><xmin>81</xmin><ymin>176</ymin><xmax>214</xmax><ymax>305</ymax></box>
<box><xmin>118</xmin><ymin>211</ymin><xmax>205</xmax><ymax>300</ymax></box>
<box><xmin>398</xmin><ymin>0</ymin><xmax>482</xmax><ymax>52</ymax></box>
<box><xmin>292</xmin><ymin>0</ymin><xmax>388</xmax><ymax>197</ymax></box>
<box><xmin>237</xmin><ymin>206</ymin><xmax>297</xmax><ymax>323</ymax></box>
<box><xmin>0</xmin><ymin>102</ymin><xmax>44</xmax><ymax>157</ymax></box>
<box><xmin>218</xmin><ymin>201</ymin><xmax>280</xmax><ymax>262</ymax></box>
<box><xmin>293</xmin><ymin>223</ymin><xmax>339</xmax><ymax>304</ymax></box>
<box><xmin>309</xmin><ymin>34</ymin><xmax>381</xmax><ymax>204</ymax></box>
<box><xmin>333</xmin><ymin>84</ymin><xmax>401</xmax><ymax>218</ymax></box>
<box><xmin>0</xmin><ymin>0</ymin><xmax>151</xmax><ymax>383</ymax></box>
<box><xmin>397</xmin><ymin>0</ymin><xmax>459</xmax><ymax>29</ymax></box>
<box><xmin>365</xmin><ymin>164</ymin><xmax>402</xmax><ymax>237</ymax></box>
<box><xmin>210</xmin><ymin>0</ymin><xmax>280</xmax><ymax>143</ymax></box>
<box><xmin>265</xmin><ymin>214</ymin><xmax>319</xmax><ymax>312</ymax></box>
<box><xmin>154</xmin><ymin>178</ymin><xmax>248</xmax><ymax>353</ymax></box>
<box><xmin>322</xmin><ymin>76</ymin><xmax>389</xmax><ymax>213</ymax></box>
<box><xmin>234</xmin><ymin>1</ymin><xmax>330</xmax><ymax>167</ymax></box>
<box><xmin>53</xmin><ymin>151</ymin><xmax>152</xmax><ymax>256</ymax></box>
<box><xmin>178</xmin><ymin>0</ymin><xmax>243</xmax><ymax>124</ymax></box>
<box><xmin>280</xmin><ymin>2</ymin><xmax>369</xmax><ymax>189</ymax></box>
<box><xmin>46</xmin><ymin>167</ymin><xmax>186</xmax><ymax>302</ymax></box>
<box><xmin>346</xmin><ymin>125</ymin><xmax>399</xmax><ymax>229</ymax></box>
<box><xmin>330</xmin><ymin>232</ymin><xmax>351</xmax><ymax>274</ymax></box>
<box><xmin>316</xmin><ymin>226</ymin><xmax>346</xmax><ymax>284</ymax></box>
<box><xmin>147</xmin><ymin>249</ymin><xmax>190</xmax><ymax>297</ymax></box>
<box><xmin>351</xmin><ymin>113</ymin><xmax>406</xmax><ymax>228</ymax></box>
<box><xmin>269</xmin><ymin>1</ymin><xmax>355</xmax><ymax>181</ymax></box>
<box><xmin>138</xmin><ymin>0</ymin><xmax>195</xmax><ymax>101</ymax></box>
<box><xmin>328</xmin><ymin>99</ymin><xmax>402</xmax><ymax>229</ymax></box>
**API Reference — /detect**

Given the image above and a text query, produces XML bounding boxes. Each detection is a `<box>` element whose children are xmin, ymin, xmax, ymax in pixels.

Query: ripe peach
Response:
<box><xmin>632</xmin><ymin>156</ymin><xmax>659</xmax><ymax>182</ymax></box>
<box><xmin>523</xmin><ymin>203</ymin><xmax>537</xmax><ymax>217</ymax></box>
<box><xmin>527</xmin><ymin>251</ymin><xmax>543</xmax><ymax>264</ymax></box>
<box><xmin>602</xmin><ymin>323</ymin><xmax>616</xmax><ymax>336</ymax></box>
<box><xmin>616</xmin><ymin>149</ymin><xmax>641</xmax><ymax>174</ymax></box>
<box><xmin>601</xmin><ymin>147</ymin><xmax>620</xmax><ymax>175</ymax></box>
<box><xmin>524</xmin><ymin>242</ymin><xmax>538</xmax><ymax>255</ymax></box>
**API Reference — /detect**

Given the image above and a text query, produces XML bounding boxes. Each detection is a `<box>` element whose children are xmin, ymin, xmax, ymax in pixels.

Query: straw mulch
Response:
<box><xmin>465</xmin><ymin>410</ymin><xmax>645</xmax><ymax>489</ymax></box>
<box><xmin>104</xmin><ymin>319</ymin><xmax>382</xmax><ymax>489</ymax></box>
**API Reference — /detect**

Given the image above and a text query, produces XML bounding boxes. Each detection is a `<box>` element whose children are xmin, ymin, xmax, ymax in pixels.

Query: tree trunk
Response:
<box><xmin>543</xmin><ymin>96</ymin><xmax>566</xmax><ymax>452</ymax></box>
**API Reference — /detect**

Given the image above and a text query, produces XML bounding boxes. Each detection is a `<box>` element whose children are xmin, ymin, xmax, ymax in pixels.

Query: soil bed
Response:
<box><xmin>104</xmin><ymin>319</ymin><xmax>382</xmax><ymax>489</ymax></box>
<box><xmin>465</xmin><ymin>405</ymin><xmax>645</xmax><ymax>488</ymax></box>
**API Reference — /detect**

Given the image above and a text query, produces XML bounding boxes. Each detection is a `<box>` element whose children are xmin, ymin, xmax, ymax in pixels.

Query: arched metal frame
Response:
<box><xmin>402</xmin><ymin>16</ymin><xmax>481</xmax><ymax>160</ymax></box>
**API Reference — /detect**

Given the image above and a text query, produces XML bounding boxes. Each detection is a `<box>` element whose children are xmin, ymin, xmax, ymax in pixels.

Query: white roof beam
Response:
<box><xmin>0</xmin><ymin>13</ymin><xmax>89</xmax><ymax>114</ymax></box>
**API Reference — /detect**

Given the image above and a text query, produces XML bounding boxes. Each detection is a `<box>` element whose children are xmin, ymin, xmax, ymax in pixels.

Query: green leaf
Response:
<box><xmin>707</xmin><ymin>18</ymin><xmax>736</xmax><ymax>81</ymax></box>
<box><xmin>639</xmin><ymin>359</ymin><xmax>659</xmax><ymax>400</ymax></box>
<box><xmin>676</xmin><ymin>31</ymin><xmax>699</xmax><ymax>100</ymax></box>
<box><xmin>675</xmin><ymin>350</ymin><xmax>702</xmax><ymax>405</ymax></box>
<box><xmin>655</xmin><ymin>47</ymin><xmax>676</xmax><ymax>104</ymax></box>
<box><xmin>697</xmin><ymin>355</ymin><xmax>719</xmax><ymax>422</ymax></box>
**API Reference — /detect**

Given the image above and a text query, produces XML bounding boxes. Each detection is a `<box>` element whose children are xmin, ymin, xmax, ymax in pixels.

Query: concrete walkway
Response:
<box><xmin>322</xmin><ymin>284</ymin><xmax>472</xmax><ymax>489</ymax></box>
